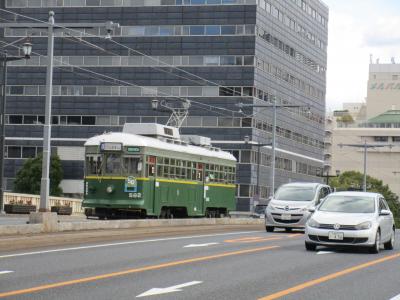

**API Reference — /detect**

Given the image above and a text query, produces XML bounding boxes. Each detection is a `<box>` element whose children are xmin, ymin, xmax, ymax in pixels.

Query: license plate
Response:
<box><xmin>328</xmin><ymin>232</ymin><xmax>344</xmax><ymax>240</ymax></box>
<box><xmin>281</xmin><ymin>214</ymin><xmax>291</xmax><ymax>220</ymax></box>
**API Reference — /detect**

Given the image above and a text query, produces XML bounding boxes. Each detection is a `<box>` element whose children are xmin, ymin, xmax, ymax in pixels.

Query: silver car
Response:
<box><xmin>265</xmin><ymin>182</ymin><xmax>332</xmax><ymax>232</ymax></box>
<box><xmin>305</xmin><ymin>191</ymin><xmax>396</xmax><ymax>253</ymax></box>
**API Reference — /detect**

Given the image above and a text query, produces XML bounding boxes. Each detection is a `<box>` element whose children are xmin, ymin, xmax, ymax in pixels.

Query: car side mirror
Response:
<box><xmin>315</xmin><ymin>197</ymin><xmax>326</xmax><ymax>206</ymax></box>
<box><xmin>380</xmin><ymin>209</ymin><xmax>391</xmax><ymax>216</ymax></box>
<box><xmin>308</xmin><ymin>207</ymin><xmax>316</xmax><ymax>213</ymax></box>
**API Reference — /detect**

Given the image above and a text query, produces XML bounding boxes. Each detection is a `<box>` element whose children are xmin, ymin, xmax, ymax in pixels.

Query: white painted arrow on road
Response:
<box><xmin>0</xmin><ymin>271</ymin><xmax>14</xmax><ymax>275</ymax></box>
<box><xmin>136</xmin><ymin>281</ymin><xmax>202</xmax><ymax>297</ymax></box>
<box><xmin>183</xmin><ymin>242</ymin><xmax>219</xmax><ymax>248</ymax></box>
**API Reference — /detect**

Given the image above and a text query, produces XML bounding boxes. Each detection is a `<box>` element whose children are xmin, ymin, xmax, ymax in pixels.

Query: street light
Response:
<box><xmin>237</xmin><ymin>98</ymin><xmax>311</xmax><ymax>196</ymax></box>
<box><xmin>339</xmin><ymin>140</ymin><xmax>393</xmax><ymax>192</ymax></box>
<box><xmin>316</xmin><ymin>168</ymin><xmax>340</xmax><ymax>185</ymax></box>
<box><xmin>244</xmin><ymin>135</ymin><xmax>272</xmax><ymax>211</ymax></box>
<box><xmin>0</xmin><ymin>40</ymin><xmax>33</xmax><ymax>213</ymax></box>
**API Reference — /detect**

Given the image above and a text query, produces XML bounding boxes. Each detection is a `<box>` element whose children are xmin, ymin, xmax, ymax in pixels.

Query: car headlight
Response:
<box><xmin>307</xmin><ymin>218</ymin><xmax>320</xmax><ymax>228</ymax></box>
<box><xmin>355</xmin><ymin>221</ymin><xmax>372</xmax><ymax>230</ymax></box>
<box><xmin>301</xmin><ymin>207</ymin><xmax>308</xmax><ymax>212</ymax></box>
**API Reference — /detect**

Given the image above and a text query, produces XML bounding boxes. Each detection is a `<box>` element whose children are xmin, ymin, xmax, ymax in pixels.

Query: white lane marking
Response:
<box><xmin>0</xmin><ymin>270</ymin><xmax>14</xmax><ymax>275</ymax></box>
<box><xmin>316</xmin><ymin>251</ymin><xmax>335</xmax><ymax>255</ymax></box>
<box><xmin>389</xmin><ymin>294</ymin><xmax>400</xmax><ymax>300</ymax></box>
<box><xmin>0</xmin><ymin>231</ymin><xmax>261</xmax><ymax>259</ymax></box>
<box><xmin>136</xmin><ymin>281</ymin><xmax>202</xmax><ymax>297</ymax></box>
<box><xmin>183</xmin><ymin>242</ymin><xmax>219</xmax><ymax>248</ymax></box>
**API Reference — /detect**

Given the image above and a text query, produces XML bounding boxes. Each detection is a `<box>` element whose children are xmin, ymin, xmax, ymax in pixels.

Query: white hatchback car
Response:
<box><xmin>305</xmin><ymin>191</ymin><xmax>395</xmax><ymax>253</ymax></box>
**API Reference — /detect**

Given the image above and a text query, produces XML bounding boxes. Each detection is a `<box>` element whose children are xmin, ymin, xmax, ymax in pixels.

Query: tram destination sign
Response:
<box><xmin>100</xmin><ymin>142</ymin><xmax>123</xmax><ymax>152</ymax></box>
<box><xmin>127</xmin><ymin>147</ymin><xmax>140</xmax><ymax>153</ymax></box>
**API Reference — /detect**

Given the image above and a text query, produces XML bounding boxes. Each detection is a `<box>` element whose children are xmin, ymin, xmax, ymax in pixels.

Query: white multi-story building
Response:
<box><xmin>327</xmin><ymin>61</ymin><xmax>400</xmax><ymax>196</ymax></box>
<box><xmin>367</xmin><ymin>63</ymin><xmax>400</xmax><ymax>119</ymax></box>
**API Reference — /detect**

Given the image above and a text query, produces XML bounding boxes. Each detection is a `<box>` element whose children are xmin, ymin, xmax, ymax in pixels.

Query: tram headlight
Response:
<box><xmin>106</xmin><ymin>185</ymin><xmax>114</xmax><ymax>194</ymax></box>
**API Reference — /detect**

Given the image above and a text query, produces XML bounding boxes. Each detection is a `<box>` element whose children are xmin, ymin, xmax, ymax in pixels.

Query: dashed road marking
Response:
<box><xmin>0</xmin><ymin>230</ymin><xmax>262</xmax><ymax>259</ymax></box>
<box><xmin>0</xmin><ymin>271</ymin><xmax>13</xmax><ymax>275</ymax></box>
<box><xmin>316</xmin><ymin>251</ymin><xmax>335</xmax><ymax>255</ymax></box>
<box><xmin>0</xmin><ymin>245</ymin><xmax>279</xmax><ymax>298</ymax></box>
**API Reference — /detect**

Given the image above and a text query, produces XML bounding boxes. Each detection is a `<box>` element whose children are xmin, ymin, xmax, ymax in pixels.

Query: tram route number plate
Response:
<box><xmin>128</xmin><ymin>193</ymin><xmax>142</xmax><ymax>199</ymax></box>
<box><xmin>100</xmin><ymin>142</ymin><xmax>122</xmax><ymax>152</ymax></box>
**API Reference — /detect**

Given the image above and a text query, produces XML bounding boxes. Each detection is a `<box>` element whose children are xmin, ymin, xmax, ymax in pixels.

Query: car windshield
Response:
<box><xmin>319</xmin><ymin>195</ymin><xmax>376</xmax><ymax>213</ymax></box>
<box><xmin>254</xmin><ymin>205</ymin><xmax>267</xmax><ymax>214</ymax></box>
<box><xmin>274</xmin><ymin>186</ymin><xmax>316</xmax><ymax>201</ymax></box>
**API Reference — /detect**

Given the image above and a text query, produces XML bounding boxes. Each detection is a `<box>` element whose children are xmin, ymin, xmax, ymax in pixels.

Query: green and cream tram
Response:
<box><xmin>83</xmin><ymin>123</ymin><xmax>236</xmax><ymax>219</ymax></box>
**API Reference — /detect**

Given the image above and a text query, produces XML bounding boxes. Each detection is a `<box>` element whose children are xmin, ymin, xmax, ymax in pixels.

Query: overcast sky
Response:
<box><xmin>323</xmin><ymin>0</ymin><xmax>400</xmax><ymax>112</ymax></box>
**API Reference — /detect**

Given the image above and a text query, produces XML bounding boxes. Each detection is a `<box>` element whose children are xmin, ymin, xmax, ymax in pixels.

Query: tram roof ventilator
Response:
<box><xmin>122</xmin><ymin>123</ymin><xmax>218</xmax><ymax>151</ymax></box>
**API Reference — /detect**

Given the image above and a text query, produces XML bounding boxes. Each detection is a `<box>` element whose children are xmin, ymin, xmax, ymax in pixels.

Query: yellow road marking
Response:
<box><xmin>224</xmin><ymin>236</ymin><xmax>282</xmax><ymax>243</ymax></box>
<box><xmin>0</xmin><ymin>246</ymin><xmax>279</xmax><ymax>298</ymax></box>
<box><xmin>224</xmin><ymin>234</ymin><xmax>301</xmax><ymax>243</ymax></box>
<box><xmin>258</xmin><ymin>252</ymin><xmax>400</xmax><ymax>300</ymax></box>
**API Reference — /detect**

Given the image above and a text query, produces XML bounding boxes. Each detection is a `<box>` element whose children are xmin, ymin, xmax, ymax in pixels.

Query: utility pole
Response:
<box><xmin>244</xmin><ymin>135</ymin><xmax>272</xmax><ymax>211</ymax></box>
<box><xmin>237</xmin><ymin>101</ymin><xmax>310</xmax><ymax>197</ymax></box>
<box><xmin>0</xmin><ymin>12</ymin><xmax>119</xmax><ymax>215</ymax></box>
<box><xmin>339</xmin><ymin>140</ymin><xmax>392</xmax><ymax>192</ymax></box>
<box><xmin>317</xmin><ymin>169</ymin><xmax>340</xmax><ymax>185</ymax></box>
<box><xmin>0</xmin><ymin>42</ymin><xmax>32</xmax><ymax>213</ymax></box>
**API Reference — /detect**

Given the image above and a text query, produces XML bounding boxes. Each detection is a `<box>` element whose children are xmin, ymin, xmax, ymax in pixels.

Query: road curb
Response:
<box><xmin>0</xmin><ymin>218</ymin><xmax>264</xmax><ymax>236</ymax></box>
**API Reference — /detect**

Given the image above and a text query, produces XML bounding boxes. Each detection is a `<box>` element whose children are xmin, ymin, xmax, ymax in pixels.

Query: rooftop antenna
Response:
<box><xmin>391</xmin><ymin>57</ymin><xmax>396</xmax><ymax>64</ymax></box>
<box><xmin>376</xmin><ymin>58</ymin><xmax>380</xmax><ymax>64</ymax></box>
<box><xmin>370</xmin><ymin>54</ymin><xmax>373</xmax><ymax>64</ymax></box>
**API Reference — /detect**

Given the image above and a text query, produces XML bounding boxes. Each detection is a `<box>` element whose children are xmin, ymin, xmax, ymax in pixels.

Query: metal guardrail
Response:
<box><xmin>3</xmin><ymin>192</ymin><xmax>83</xmax><ymax>214</ymax></box>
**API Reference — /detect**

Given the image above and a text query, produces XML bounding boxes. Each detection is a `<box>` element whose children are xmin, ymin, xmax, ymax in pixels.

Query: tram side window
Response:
<box><xmin>197</xmin><ymin>163</ymin><xmax>203</xmax><ymax>181</ymax></box>
<box><xmin>147</xmin><ymin>156</ymin><xmax>156</xmax><ymax>177</ymax></box>
<box><xmin>86</xmin><ymin>155</ymin><xmax>102</xmax><ymax>175</ymax></box>
<box><xmin>105</xmin><ymin>154</ymin><xmax>121</xmax><ymax>175</ymax></box>
<box><xmin>123</xmin><ymin>157</ymin><xmax>142</xmax><ymax>176</ymax></box>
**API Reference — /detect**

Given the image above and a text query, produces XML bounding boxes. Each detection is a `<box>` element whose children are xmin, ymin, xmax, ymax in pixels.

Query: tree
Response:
<box><xmin>330</xmin><ymin>171</ymin><xmax>400</xmax><ymax>227</ymax></box>
<box><xmin>336</xmin><ymin>114</ymin><xmax>354</xmax><ymax>127</ymax></box>
<box><xmin>14</xmin><ymin>154</ymin><xmax>63</xmax><ymax>196</ymax></box>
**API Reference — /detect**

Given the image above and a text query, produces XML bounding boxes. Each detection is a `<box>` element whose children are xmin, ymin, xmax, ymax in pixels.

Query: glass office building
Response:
<box><xmin>1</xmin><ymin>0</ymin><xmax>328</xmax><ymax>210</ymax></box>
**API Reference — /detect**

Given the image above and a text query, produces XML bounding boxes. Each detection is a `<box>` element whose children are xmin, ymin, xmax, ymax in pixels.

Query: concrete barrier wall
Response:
<box><xmin>0</xmin><ymin>218</ymin><xmax>264</xmax><ymax>236</ymax></box>
<box><xmin>4</xmin><ymin>192</ymin><xmax>83</xmax><ymax>214</ymax></box>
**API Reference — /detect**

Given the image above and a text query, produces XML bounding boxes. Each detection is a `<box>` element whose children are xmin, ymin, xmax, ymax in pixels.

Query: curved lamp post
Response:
<box><xmin>0</xmin><ymin>40</ymin><xmax>33</xmax><ymax>213</ymax></box>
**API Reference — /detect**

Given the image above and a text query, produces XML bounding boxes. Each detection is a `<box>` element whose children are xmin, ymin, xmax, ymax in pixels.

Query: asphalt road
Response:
<box><xmin>0</xmin><ymin>228</ymin><xmax>399</xmax><ymax>300</ymax></box>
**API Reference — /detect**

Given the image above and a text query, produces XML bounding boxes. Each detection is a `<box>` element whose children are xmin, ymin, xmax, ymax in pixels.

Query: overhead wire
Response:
<box><xmin>4</xmin><ymin>42</ymin><xmax>236</xmax><ymax>117</ymax></box>
<box><xmin>0</xmin><ymin>7</ymin><xmax>246</xmax><ymax>97</ymax></box>
<box><xmin>0</xmin><ymin>7</ymin><xmax>318</xmax><ymax>121</ymax></box>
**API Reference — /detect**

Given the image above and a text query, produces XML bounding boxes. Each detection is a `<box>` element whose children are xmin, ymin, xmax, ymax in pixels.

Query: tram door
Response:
<box><xmin>196</xmin><ymin>162</ymin><xmax>205</xmax><ymax>215</ymax></box>
<box><xmin>147</xmin><ymin>156</ymin><xmax>156</xmax><ymax>215</ymax></box>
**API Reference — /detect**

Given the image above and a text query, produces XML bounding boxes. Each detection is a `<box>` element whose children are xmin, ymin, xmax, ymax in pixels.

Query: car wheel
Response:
<box><xmin>266</xmin><ymin>226</ymin><xmax>274</xmax><ymax>232</ymax></box>
<box><xmin>369</xmin><ymin>230</ymin><xmax>381</xmax><ymax>254</ymax></box>
<box><xmin>384</xmin><ymin>229</ymin><xmax>395</xmax><ymax>250</ymax></box>
<box><xmin>305</xmin><ymin>241</ymin><xmax>317</xmax><ymax>251</ymax></box>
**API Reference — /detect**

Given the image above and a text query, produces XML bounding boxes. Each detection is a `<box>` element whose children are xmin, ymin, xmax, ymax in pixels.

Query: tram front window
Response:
<box><xmin>123</xmin><ymin>156</ymin><xmax>143</xmax><ymax>176</ymax></box>
<box><xmin>86</xmin><ymin>155</ymin><xmax>102</xmax><ymax>175</ymax></box>
<box><xmin>105</xmin><ymin>153</ymin><xmax>122</xmax><ymax>175</ymax></box>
